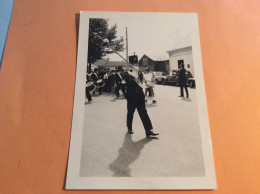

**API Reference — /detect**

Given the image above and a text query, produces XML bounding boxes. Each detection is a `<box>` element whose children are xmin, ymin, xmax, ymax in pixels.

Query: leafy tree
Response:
<box><xmin>87</xmin><ymin>18</ymin><xmax>124</xmax><ymax>72</ymax></box>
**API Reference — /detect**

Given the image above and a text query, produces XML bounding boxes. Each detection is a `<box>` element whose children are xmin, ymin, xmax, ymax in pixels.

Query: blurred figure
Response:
<box><xmin>108</xmin><ymin>70</ymin><xmax>115</xmax><ymax>92</ymax></box>
<box><xmin>114</xmin><ymin>68</ymin><xmax>126</xmax><ymax>97</ymax></box>
<box><xmin>91</xmin><ymin>68</ymin><xmax>102</xmax><ymax>95</ymax></box>
<box><xmin>144</xmin><ymin>68</ymin><xmax>157</xmax><ymax>104</ymax></box>
<box><xmin>177</xmin><ymin>64</ymin><xmax>189</xmax><ymax>98</ymax></box>
<box><xmin>103</xmin><ymin>70</ymin><xmax>109</xmax><ymax>92</ymax></box>
<box><xmin>85</xmin><ymin>71</ymin><xmax>93</xmax><ymax>102</ymax></box>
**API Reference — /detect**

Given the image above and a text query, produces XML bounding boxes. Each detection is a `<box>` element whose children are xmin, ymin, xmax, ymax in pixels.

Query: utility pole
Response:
<box><xmin>126</xmin><ymin>27</ymin><xmax>128</xmax><ymax>62</ymax></box>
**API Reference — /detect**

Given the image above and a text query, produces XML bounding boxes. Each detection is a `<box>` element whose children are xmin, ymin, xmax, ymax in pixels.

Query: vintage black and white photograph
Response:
<box><xmin>66</xmin><ymin>11</ymin><xmax>217</xmax><ymax>190</ymax></box>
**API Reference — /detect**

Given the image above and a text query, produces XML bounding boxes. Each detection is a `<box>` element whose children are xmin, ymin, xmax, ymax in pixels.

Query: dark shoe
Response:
<box><xmin>186</xmin><ymin>96</ymin><xmax>189</xmax><ymax>98</ymax></box>
<box><xmin>179</xmin><ymin>95</ymin><xmax>184</xmax><ymax>97</ymax></box>
<box><xmin>127</xmin><ymin>129</ymin><xmax>134</xmax><ymax>134</ymax></box>
<box><xmin>152</xmin><ymin>100</ymin><xmax>157</xmax><ymax>104</ymax></box>
<box><xmin>146</xmin><ymin>131</ymin><xmax>159</xmax><ymax>137</ymax></box>
<box><xmin>88</xmin><ymin>98</ymin><xmax>92</xmax><ymax>102</ymax></box>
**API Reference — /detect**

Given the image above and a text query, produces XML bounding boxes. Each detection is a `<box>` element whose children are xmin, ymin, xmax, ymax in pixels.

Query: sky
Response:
<box><xmin>103</xmin><ymin>12</ymin><xmax>195</xmax><ymax>62</ymax></box>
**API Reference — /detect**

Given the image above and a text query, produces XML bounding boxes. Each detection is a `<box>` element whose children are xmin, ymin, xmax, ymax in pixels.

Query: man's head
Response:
<box><xmin>180</xmin><ymin>64</ymin><xmax>184</xmax><ymax>68</ymax></box>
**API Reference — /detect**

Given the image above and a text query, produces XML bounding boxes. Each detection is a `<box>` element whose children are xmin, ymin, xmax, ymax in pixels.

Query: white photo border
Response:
<box><xmin>66</xmin><ymin>11</ymin><xmax>217</xmax><ymax>190</ymax></box>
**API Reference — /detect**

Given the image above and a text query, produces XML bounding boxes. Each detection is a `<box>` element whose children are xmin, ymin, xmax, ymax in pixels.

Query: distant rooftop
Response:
<box><xmin>141</xmin><ymin>53</ymin><xmax>169</xmax><ymax>61</ymax></box>
<box><xmin>93</xmin><ymin>59</ymin><xmax>128</xmax><ymax>67</ymax></box>
<box><xmin>167</xmin><ymin>34</ymin><xmax>192</xmax><ymax>53</ymax></box>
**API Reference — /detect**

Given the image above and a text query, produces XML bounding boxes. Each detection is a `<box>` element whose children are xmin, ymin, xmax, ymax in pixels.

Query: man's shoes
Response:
<box><xmin>88</xmin><ymin>98</ymin><xmax>92</xmax><ymax>102</ymax></box>
<box><xmin>127</xmin><ymin>130</ymin><xmax>134</xmax><ymax>134</ymax></box>
<box><xmin>152</xmin><ymin>100</ymin><xmax>157</xmax><ymax>104</ymax></box>
<box><xmin>179</xmin><ymin>95</ymin><xmax>184</xmax><ymax>97</ymax></box>
<box><xmin>186</xmin><ymin>96</ymin><xmax>189</xmax><ymax>98</ymax></box>
<box><xmin>146</xmin><ymin>131</ymin><xmax>159</xmax><ymax>137</ymax></box>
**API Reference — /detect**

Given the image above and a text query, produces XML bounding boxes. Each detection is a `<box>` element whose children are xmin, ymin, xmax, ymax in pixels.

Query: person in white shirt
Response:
<box><xmin>143</xmin><ymin>68</ymin><xmax>157</xmax><ymax>104</ymax></box>
<box><xmin>103</xmin><ymin>71</ymin><xmax>109</xmax><ymax>92</ymax></box>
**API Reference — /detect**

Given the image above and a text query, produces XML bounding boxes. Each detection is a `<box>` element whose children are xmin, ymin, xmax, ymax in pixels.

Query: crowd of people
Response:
<box><xmin>85</xmin><ymin>67</ymin><xmax>157</xmax><ymax>104</ymax></box>
<box><xmin>85</xmin><ymin>65</ymin><xmax>159</xmax><ymax>138</ymax></box>
<box><xmin>85</xmin><ymin>63</ymin><xmax>189</xmax><ymax>138</ymax></box>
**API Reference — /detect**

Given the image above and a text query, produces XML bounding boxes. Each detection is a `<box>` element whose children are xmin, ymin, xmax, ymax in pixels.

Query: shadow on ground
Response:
<box><xmin>109</xmin><ymin>133</ymin><xmax>156</xmax><ymax>177</ymax></box>
<box><xmin>181</xmin><ymin>97</ymin><xmax>192</xmax><ymax>102</ymax></box>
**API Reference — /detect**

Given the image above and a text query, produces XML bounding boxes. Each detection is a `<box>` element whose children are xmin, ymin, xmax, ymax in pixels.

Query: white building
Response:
<box><xmin>167</xmin><ymin>34</ymin><xmax>195</xmax><ymax>77</ymax></box>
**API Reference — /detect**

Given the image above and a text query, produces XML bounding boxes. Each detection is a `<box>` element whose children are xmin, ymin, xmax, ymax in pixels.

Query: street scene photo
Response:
<box><xmin>65</xmin><ymin>11</ymin><xmax>217</xmax><ymax>190</ymax></box>
<box><xmin>80</xmin><ymin>15</ymin><xmax>205</xmax><ymax>177</ymax></box>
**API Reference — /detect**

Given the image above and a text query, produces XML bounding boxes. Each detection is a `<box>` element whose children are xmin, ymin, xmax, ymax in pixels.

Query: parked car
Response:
<box><xmin>152</xmin><ymin>71</ymin><xmax>167</xmax><ymax>84</ymax></box>
<box><xmin>165</xmin><ymin>70</ymin><xmax>193</xmax><ymax>86</ymax></box>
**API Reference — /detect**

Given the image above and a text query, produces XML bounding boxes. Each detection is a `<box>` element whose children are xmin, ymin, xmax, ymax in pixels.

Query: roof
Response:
<box><xmin>167</xmin><ymin>34</ymin><xmax>192</xmax><ymax>53</ymax></box>
<box><xmin>93</xmin><ymin>59</ymin><xmax>128</xmax><ymax>67</ymax></box>
<box><xmin>140</xmin><ymin>53</ymin><xmax>169</xmax><ymax>62</ymax></box>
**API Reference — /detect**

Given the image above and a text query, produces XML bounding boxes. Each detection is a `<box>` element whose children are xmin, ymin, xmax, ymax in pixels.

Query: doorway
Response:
<box><xmin>178</xmin><ymin>60</ymin><xmax>184</xmax><ymax>69</ymax></box>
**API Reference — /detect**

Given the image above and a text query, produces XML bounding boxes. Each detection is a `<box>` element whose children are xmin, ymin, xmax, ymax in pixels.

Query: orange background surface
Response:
<box><xmin>0</xmin><ymin>0</ymin><xmax>260</xmax><ymax>193</ymax></box>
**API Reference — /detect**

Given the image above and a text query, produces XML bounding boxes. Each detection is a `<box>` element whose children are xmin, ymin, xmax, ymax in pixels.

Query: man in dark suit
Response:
<box><xmin>91</xmin><ymin>68</ymin><xmax>102</xmax><ymax>95</ymax></box>
<box><xmin>178</xmin><ymin>64</ymin><xmax>189</xmax><ymax>98</ymax></box>
<box><xmin>108</xmin><ymin>70</ymin><xmax>115</xmax><ymax>92</ymax></box>
<box><xmin>125</xmin><ymin>62</ymin><xmax>159</xmax><ymax>138</ymax></box>
<box><xmin>85</xmin><ymin>72</ymin><xmax>92</xmax><ymax>102</ymax></box>
<box><xmin>114</xmin><ymin>68</ymin><xmax>126</xmax><ymax>97</ymax></box>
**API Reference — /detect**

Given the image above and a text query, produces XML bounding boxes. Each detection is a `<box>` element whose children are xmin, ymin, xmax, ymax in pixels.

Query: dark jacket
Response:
<box><xmin>108</xmin><ymin>74</ymin><xmax>115</xmax><ymax>87</ymax></box>
<box><xmin>177</xmin><ymin>68</ymin><xmax>187</xmax><ymax>86</ymax></box>
<box><xmin>91</xmin><ymin>73</ymin><xmax>100</xmax><ymax>82</ymax></box>
<box><xmin>86</xmin><ymin>74</ymin><xmax>91</xmax><ymax>83</ymax></box>
<box><xmin>114</xmin><ymin>73</ymin><xmax>123</xmax><ymax>84</ymax></box>
<box><xmin>125</xmin><ymin>73</ymin><xmax>145</xmax><ymax>102</ymax></box>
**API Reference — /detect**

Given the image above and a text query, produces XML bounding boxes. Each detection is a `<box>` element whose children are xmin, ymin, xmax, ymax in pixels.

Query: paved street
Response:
<box><xmin>80</xmin><ymin>85</ymin><xmax>205</xmax><ymax>177</ymax></box>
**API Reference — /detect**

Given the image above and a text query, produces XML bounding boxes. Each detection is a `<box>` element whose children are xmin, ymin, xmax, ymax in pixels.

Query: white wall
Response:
<box><xmin>168</xmin><ymin>46</ymin><xmax>195</xmax><ymax>77</ymax></box>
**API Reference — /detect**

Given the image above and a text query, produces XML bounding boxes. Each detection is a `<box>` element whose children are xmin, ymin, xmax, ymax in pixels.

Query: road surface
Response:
<box><xmin>80</xmin><ymin>85</ymin><xmax>205</xmax><ymax>177</ymax></box>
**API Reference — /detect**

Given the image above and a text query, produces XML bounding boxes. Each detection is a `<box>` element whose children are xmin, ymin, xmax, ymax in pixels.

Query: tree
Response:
<box><xmin>87</xmin><ymin>18</ymin><xmax>124</xmax><ymax>72</ymax></box>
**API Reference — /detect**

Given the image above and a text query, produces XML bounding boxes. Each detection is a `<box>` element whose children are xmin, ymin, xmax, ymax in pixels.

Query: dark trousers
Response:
<box><xmin>93</xmin><ymin>88</ymin><xmax>102</xmax><ymax>95</ymax></box>
<box><xmin>115</xmin><ymin>83</ymin><xmax>126</xmax><ymax>97</ymax></box>
<box><xmin>145</xmin><ymin>87</ymin><xmax>154</xmax><ymax>97</ymax></box>
<box><xmin>104</xmin><ymin>79</ymin><xmax>109</xmax><ymax>92</ymax></box>
<box><xmin>180</xmin><ymin>86</ymin><xmax>189</xmax><ymax>97</ymax></box>
<box><xmin>127</xmin><ymin>99</ymin><xmax>153</xmax><ymax>131</ymax></box>
<box><xmin>85</xmin><ymin>88</ymin><xmax>92</xmax><ymax>101</ymax></box>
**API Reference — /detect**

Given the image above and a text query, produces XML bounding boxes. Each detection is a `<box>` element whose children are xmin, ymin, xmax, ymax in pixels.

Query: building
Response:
<box><xmin>167</xmin><ymin>34</ymin><xmax>195</xmax><ymax>77</ymax></box>
<box><xmin>138</xmin><ymin>54</ymin><xmax>169</xmax><ymax>73</ymax></box>
<box><xmin>93</xmin><ymin>59</ymin><xmax>130</xmax><ymax>71</ymax></box>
